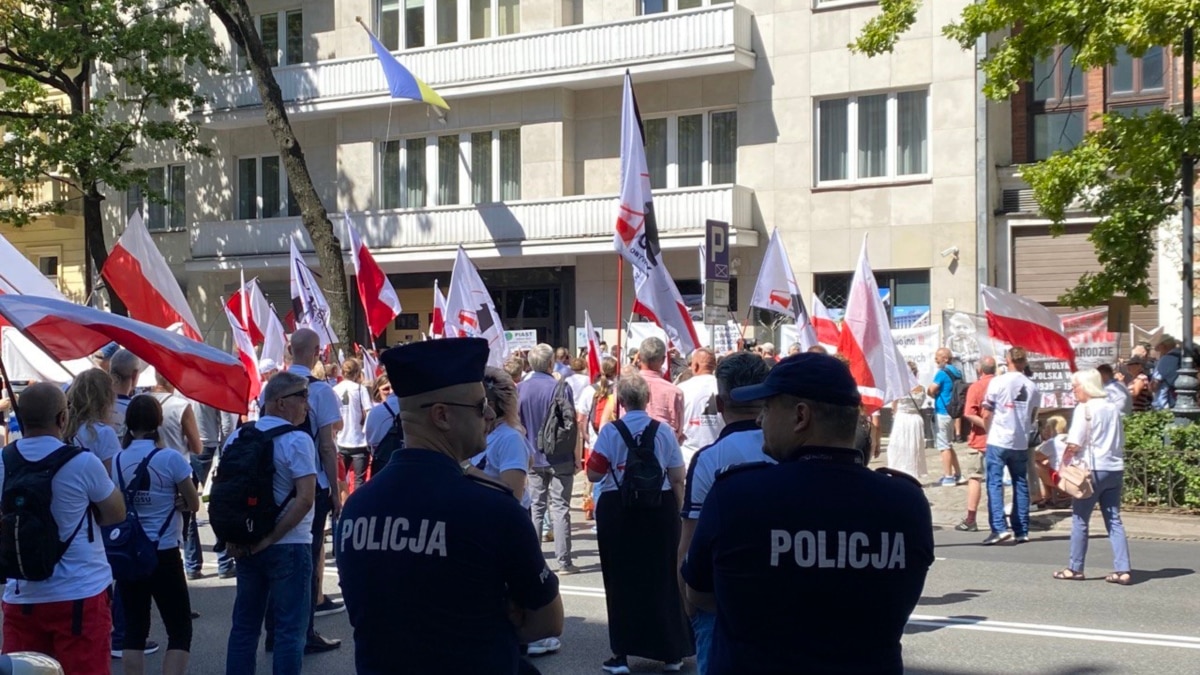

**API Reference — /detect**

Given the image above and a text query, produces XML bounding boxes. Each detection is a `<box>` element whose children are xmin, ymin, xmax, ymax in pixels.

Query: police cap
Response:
<box><xmin>381</xmin><ymin>337</ymin><xmax>489</xmax><ymax>398</ymax></box>
<box><xmin>729</xmin><ymin>352</ymin><xmax>861</xmax><ymax>407</ymax></box>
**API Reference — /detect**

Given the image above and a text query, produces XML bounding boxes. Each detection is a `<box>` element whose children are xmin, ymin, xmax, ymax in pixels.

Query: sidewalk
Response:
<box><xmin>873</xmin><ymin>443</ymin><xmax>1200</xmax><ymax>542</ymax></box>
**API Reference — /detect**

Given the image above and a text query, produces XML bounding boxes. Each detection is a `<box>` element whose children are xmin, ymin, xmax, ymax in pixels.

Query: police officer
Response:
<box><xmin>335</xmin><ymin>338</ymin><xmax>564</xmax><ymax>674</ymax></box>
<box><xmin>681</xmin><ymin>353</ymin><xmax>933</xmax><ymax>674</ymax></box>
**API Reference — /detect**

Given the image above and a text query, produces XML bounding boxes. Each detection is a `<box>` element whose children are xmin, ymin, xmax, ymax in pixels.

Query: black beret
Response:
<box><xmin>381</xmin><ymin>338</ymin><xmax>489</xmax><ymax>398</ymax></box>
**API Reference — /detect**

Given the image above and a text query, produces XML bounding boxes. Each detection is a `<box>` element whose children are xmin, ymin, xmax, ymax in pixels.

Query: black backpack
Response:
<box><xmin>208</xmin><ymin>424</ymin><xmax>301</xmax><ymax>546</ymax></box>
<box><xmin>372</xmin><ymin>400</ymin><xmax>404</xmax><ymax>475</ymax></box>
<box><xmin>103</xmin><ymin>448</ymin><xmax>175</xmax><ymax>582</ymax></box>
<box><xmin>0</xmin><ymin>443</ymin><xmax>88</xmax><ymax>582</ymax></box>
<box><xmin>945</xmin><ymin>369</ymin><xmax>970</xmax><ymax>419</ymax></box>
<box><xmin>538</xmin><ymin>379</ymin><xmax>578</xmax><ymax>466</ymax></box>
<box><xmin>610</xmin><ymin>419</ymin><xmax>664</xmax><ymax>510</ymax></box>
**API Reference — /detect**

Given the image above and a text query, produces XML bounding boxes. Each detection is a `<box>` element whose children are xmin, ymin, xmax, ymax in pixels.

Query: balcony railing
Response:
<box><xmin>190</xmin><ymin>184</ymin><xmax>753</xmax><ymax>259</ymax></box>
<box><xmin>200</xmin><ymin>5</ymin><xmax>754</xmax><ymax>115</ymax></box>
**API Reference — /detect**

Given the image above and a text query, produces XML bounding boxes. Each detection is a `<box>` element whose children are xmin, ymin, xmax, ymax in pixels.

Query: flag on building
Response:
<box><xmin>811</xmin><ymin>293</ymin><xmax>840</xmax><ymax>352</ymax></box>
<box><xmin>446</xmin><ymin>246</ymin><xmax>508</xmax><ymax>367</ymax></box>
<box><xmin>224</xmin><ymin>304</ymin><xmax>262</xmax><ymax>403</ymax></box>
<box><xmin>611</xmin><ymin>71</ymin><xmax>699</xmax><ymax>353</ymax></box>
<box><xmin>431</xmin><ymin>279</ymin><xmax>448</xmax><ymax>339</ymax></box>
<box><xmin>749</xmin><ymin>228</ymin><xmax>818</xmax><ymax>350</ymax></box>
<box><xmin>345</xmin><ymin>213</ymin><xmax>402</xmax><ymax>339</ymax></box>
<box><xmin>981</xmin><ymin>285</ymin><xmax>1076</xmax><ymax>368</ymax></box>
<box><xmin>359</xmin><ymin>18</ymin><xmax>449</xmax><ymax>110</ymax></box>
<box><xmin>289</xmin><ymin>239</ymin><xmax>337</xmax><ymax>347</ymax></box>
<box><xmin>0</xmin><ymin>294</ymin><xmax>251</xmax><ymax>413</ymax></box>
<box><xmin>837</xmin><ymin>236</ymin><xmax>919</xmax><ymax>413</ymax></box>
<box><xmin>585</xmin><ymin>310</ymin><xmax>601</xmax><ymax>381</ymax></box>
<box><xmin>101</xmin><ymin>211</ymin><xmax>202</xmax><ymax>341</ymax></box>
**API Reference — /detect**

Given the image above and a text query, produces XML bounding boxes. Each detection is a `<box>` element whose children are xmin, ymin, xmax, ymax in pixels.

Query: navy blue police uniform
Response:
<box><xmin>335</xmin><ymin>338</ymin><xmax>559</xmax><ymax>674</ymax></box>
<box><xmin>681</xmin><ymin>353</ymin><xmax>934</xmax><ymax>675</ymax></box>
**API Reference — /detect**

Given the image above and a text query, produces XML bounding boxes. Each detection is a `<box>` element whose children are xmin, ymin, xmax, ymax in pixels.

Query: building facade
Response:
<box><xmin>102</xmin><ymin>0</ymin><xmax>1170</xmax><ymax>354</ymax></box>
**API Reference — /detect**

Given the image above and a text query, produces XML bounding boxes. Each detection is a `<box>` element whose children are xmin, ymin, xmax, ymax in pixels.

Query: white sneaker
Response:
<box><xmin>527</xmin><ymin>637</ymin><xmax>562</xmax><ymax>656</ymax></box>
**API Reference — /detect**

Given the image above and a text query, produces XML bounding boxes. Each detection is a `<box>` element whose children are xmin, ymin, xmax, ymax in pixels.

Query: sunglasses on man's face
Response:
<box><xmin>420</xmin><ymin>398</ymin><xmax>489</xmax><ymax>417</ymax></box>
<box><xmin>281</xmin><ymin>389</ymin><xmax>309</xmax><ymax>401</ymax></box>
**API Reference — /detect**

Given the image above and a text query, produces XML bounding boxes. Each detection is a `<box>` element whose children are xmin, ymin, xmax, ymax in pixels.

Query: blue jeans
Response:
<box><xmin>690</xmin><ymin>609</ymin><xmax>715</xmax><ymax>675</ymax></box>
<box><xmin>1069</xmin><ymin>470</ymin><xmax>1131</xmax><ymax>573</ymax></box>
<box><xmin>185</xmin><ymin>452</ymin><xmax>233</xmax><ymax>575</ymax></box>
<box><xmin>985</xmin><ymin>445</ymin><xmax>1029</xmax><ymax>536</ymax></box>
<box><xmin>225</xmin><ymin>544</ymin><xmax>312</xmax><ymax>675</ymax></box>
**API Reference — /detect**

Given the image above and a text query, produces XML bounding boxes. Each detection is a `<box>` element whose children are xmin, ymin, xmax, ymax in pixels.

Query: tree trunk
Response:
<box><xmin>82</xmin><ymin>181</ymin><xmax>128</xmax><ymax>316</ymax></box>
<box><xmin>205</xmin><ymin>0</ymin><xmax>352</xmax><ymax>347</ymax></box>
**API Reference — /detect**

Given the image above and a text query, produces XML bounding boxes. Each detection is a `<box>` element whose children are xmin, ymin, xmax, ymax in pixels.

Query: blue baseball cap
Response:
<box><xmin>92</xmin><ymin>342</ymin><xmax>119</xmax><ymax>361</ymax></box>
<box><xmin>730</xmin><ymin>352</ymin><xmax>861</xmax><ymax>407</ymax></box>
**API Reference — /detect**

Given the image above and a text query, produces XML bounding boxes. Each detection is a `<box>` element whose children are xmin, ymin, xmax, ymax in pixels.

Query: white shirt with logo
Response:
<box><xmin>111</xmin><ymin>439</ymin><xmax>193</xmax><ymax>550</ymax></box>
<box><xmin>72</xmin><ymin>421</ymin><xmax>121</xmax><ymax>466</ymax></box>
<box><xmin>983</xmin><ymin>372</ymin><xmax>1040</xmax><ymax>450</ymax></box>
<box><xmin>2</xmin><ymin>436</ymin><xmax>116</xmax><ymax>604</ymax></box>
<box><xmin>333</xmin><ymin>380</ymin><xmax>374</xmax><ymax>449</ymax></box>
<box><xmin>222</xmin><ymin>416</ymin><xmax>318</xmax><ymax>547</ymax></box>
<box><xmin>677</xmin><ymin>374</ymin><xmax>724</xmax><ymax>463</ymax></box>
<box><xmin>470</xmin><ymin>424</ymin><xmax>534</xmax><ymax>508</ymax></box>
<box><xmin>590</xmin><ymin>410</ymin><xmax>684</xmax><ymax>493</ymax></box>
<box><xmin>288</xmin><ymin>365</ymin><xmax>340</xmax><ymax>490</ymax></box>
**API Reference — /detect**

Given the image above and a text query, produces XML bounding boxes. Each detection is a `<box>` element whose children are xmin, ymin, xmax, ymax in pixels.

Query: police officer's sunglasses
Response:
<box><xmin>419</xmin><ymin>398</ymin><xmax>489</xmax><ymax>417</ymax></box>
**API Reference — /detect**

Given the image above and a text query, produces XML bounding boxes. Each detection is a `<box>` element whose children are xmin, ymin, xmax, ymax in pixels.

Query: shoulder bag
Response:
<box><xmin>1056</xmin><ymin>404</ymin><xmax>1094</xmax><ymax>500</ymax></box>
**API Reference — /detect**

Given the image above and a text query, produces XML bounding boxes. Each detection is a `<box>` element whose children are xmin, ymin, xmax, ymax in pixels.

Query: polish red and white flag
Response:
<box><xmin>345</xmin><ymin>213</ymin><xmax>402</xmax><ymax>339</ymax></box>
<box><xmin>0</xmin><ymin>294</ymin><xmax>250</xmax><ymax>413</ymax></box>
<box><xmin>101</xmin><ymin>212</ymin><xmax>202</xmax><ymax>341</ymax></box>
<box><xmin>226</xmin><ymin>275</ymin><xmax>288</xmax><ymax>369</ymax></box>
<box><xmin>812</xmin><ymin>293</ymin><xmax>841</xmax><ymax>352</ymax></box>
<box><xmin>430</xmin><ymin>279</ymin><xmax>448</xmax><ymax>339</ymax></box>
<box><xmin>585</xmin><ymin>310</ymin><xmax>602</xmax><ymax>381</ymax></box>
<box><xmin>981</xmin><ymin>285</ymin><xmax>1076</xmax><ymax>369</ymax></box>
<box><xmin>836</xmin><ymin>237</ymin><xmax>919</xmax><ymax>413</ymax></box>
<box><xmin>224</xmin><ymin>304</ymin><xmax>262</xmax><ymax>403</ymax></box>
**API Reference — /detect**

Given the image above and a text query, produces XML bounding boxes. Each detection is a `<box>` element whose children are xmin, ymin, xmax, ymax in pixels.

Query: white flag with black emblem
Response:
<box><xmin>289</xmin><ymin>239</ymin><xmax>338</xmax><ymax>348</ymax></box>
<box><xmin>446</xmin><ymin>246</ymin><xmax>508</xmax><ymax>367</ymax></box>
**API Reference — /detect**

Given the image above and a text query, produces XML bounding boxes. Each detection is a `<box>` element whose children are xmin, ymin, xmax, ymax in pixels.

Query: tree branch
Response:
<box><xmin>0</xmin><ymin>109</ymin><xmax>70</xmax><ymax>120</ymax></box>
<box><xmin>0</xmin><ymin>58</ymin><xmax>72</xmax><ymax>94</ymax></box>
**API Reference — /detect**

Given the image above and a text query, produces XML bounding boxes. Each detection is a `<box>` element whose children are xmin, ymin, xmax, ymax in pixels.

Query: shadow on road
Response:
<box><xmin>917</xmin><ymin>589</ymin><xmax>989</xmax><ymax>606</ymax></box>
<box><xmin>906</xmin><ymin>666</ymin><xmax>1119</xmax><ymax>674</ymax></box>
<box><xmin>1130</xmin><ymin>567</ymin><xmax>1194</xmax><ymax>586</ymax></box>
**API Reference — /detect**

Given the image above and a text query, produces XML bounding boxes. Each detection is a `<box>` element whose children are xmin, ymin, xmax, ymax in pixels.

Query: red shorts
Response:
<box><xmin>2</xmin><ymin>589</ymin><xmax>112</xmax><ymax>675</ymax></box>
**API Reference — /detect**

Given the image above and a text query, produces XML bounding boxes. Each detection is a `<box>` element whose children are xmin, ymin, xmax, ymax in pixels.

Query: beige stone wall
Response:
<box><xmin>0</xmin><ymin>215</ymin><xmax>88</xmax><ymax>303</ymax></box>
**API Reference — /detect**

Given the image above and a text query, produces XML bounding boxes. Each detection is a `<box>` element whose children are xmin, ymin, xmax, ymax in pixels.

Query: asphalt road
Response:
<box><xmin>97</xmin><ymin>515</ymin><xmax>1200</xmax><ymax>674</ymax></box>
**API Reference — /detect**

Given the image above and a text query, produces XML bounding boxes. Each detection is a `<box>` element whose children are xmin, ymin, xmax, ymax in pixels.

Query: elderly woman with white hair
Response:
<box><xmin>1054</xmin><ymin>369</ymin><xmax>1132</xmax><ymax>585</ymax></box>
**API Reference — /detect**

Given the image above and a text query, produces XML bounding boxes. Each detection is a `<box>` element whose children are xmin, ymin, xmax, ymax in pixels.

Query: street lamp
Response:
<box><xmin>1173</xmin><ymin>27</ymin><xmax>1200</xmax><ymax>423</ymax></box>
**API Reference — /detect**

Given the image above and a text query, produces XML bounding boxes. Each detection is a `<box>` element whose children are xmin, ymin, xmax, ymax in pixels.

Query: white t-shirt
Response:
<box><xmin>590</xmin><ymin>410</ymin><xmax>684</xmax><ymax>493</ymax></box>
<box><xmin>681</xmin><ymin>423</ymin><xmax>773</xmax><ymax>520</ymax></box>
<box><xmin>2</xmin><ymin>436</ymin><xmax>116</xmax><ymax>604</ymax></box>
<box><xmin>151</xmin><ymin>391</ymin><xmax>193</xmax><ymax>460</ymax></box>
<box><xmin>565</xmin><ymin>373</ymin><xmax>591</xmax><ymax>405</ymax></box>
<box><xmin>111</xmin><ymin>439</ymin><xmax>193</xmax><ymax>549</ymax></box>
<box><xmin>333</xmin><ymin>380</ymin><xmax>374</xmax><ymax>449</ymax></box>
<box><xmin>111</xmin><ymin>394</ymin><xmax>134</xmax><ymax>440</ymax></box>
<box><xmin>289</xmin><ymin>365</ymin><xmax>340</xmax><ymax>490</ymax></box>
<box><xmin>1105</xmin><ymin>380</ymin><xmax>1133</xmax><ymax>416</ymax></box>
<box><xmin>1037</xmin><ymin>434</ymin><xmax>1068</xmax><ymax>471</ymax></box>
<box><xmin>72</xmin><ymin>421</ymin><xmax>121</xmax><ymax>466</ymax></box>
<box><xmin>365</xmin><ymin>395</ymin><xmax>400</xmax><ymax>449</ymax></box>
<box><xmin>223</xmin><ymin>416</ymin><xmax>318</xmax><ymax>546</ymax></box>
<box><xmin>469</xmin><ymin>424</ymin><xmax>533</xmax><ymax>508</ymax></box>
<box><xmin>1066</xmin><ymin>399</ymin><xmax>1125</xmax><ymax>472</ymax></box>
<box><xmin>983</xmin><ymin>372</ymin><xmax>1040</xmax><ymax>450</ymax></box>
<box><xmin>677</xmin><ymin>374</ymin><xmax>724</xmax><ymax>463</ymax></box>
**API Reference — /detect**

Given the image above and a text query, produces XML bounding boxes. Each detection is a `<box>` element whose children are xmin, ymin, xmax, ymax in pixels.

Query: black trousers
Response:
<box><xmin>117</xmin><ymin>548</ymin><xmax>193</xmax><ymax>652</ymax></box>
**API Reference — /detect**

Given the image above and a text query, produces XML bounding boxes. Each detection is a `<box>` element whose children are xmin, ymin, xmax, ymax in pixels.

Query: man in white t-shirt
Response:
<box><xmin>678</xmin><ymin>352</ymin><xmax>773</xmax><ymax>675</ymax></box>
<box><xmin>333</xmin><ymin>359</ymin><xmax>375</xmax><ymax>490</ymax></box>
<box><xmin>110</xmin><ymin>349</ymin><xmax>142</xmax><ymax>439</ymax></box>
<box><xmin>224</xmin><ymin>372</ymin><xmax>319</xmax><ymax>674</ymax></box>
<box><xmin>1</xmin><ymin>384</ymin><xmax>126</xmax><ymax>672</ymax></box>
<box><xmin>677</xmin><ymin>349</ymin><xmax>724</xmax><ymax>465</ymax></box>
<box><xmin>981</xmin><ymin>347</ymin><xmax>1040</xmax><ymax>546</ymax></box>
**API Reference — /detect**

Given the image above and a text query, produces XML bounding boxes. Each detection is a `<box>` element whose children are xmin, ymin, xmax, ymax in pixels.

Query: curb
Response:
<box><xmin>929</xmin><ymin>505</ymin><xmax>1200</xmax><ymax>542</ymax></box>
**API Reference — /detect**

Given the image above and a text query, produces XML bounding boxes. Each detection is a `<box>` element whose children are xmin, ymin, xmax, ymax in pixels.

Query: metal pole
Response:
<box><xmin>1173</xmin><ymin>27</ymin><xmax>1200</xmax><ymax>421</ymax></box>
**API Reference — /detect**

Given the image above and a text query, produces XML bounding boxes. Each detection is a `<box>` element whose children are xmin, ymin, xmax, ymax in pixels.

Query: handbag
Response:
<box><xmin>1056</xmin><ymin>405</ymin><xmax>1094</xmax><ymax>500</ymax></box>
<box><xmin>103</xmin><ymin>449</ymin><xmax>176</xmax><ymax>581</ymax></box>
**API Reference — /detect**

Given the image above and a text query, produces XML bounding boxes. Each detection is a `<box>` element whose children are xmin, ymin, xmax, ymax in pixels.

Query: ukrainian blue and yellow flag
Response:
<box><xmin>357</xmin><ymin>18</ymin><xmax>449</xmax><ymax>110</ymax></box>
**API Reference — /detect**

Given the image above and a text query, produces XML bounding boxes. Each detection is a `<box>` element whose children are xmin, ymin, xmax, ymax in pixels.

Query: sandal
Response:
<box><xmin>1106</xmin><ymin>571</ymin><xmax>1132</xmax><ymax>586</ymax></box>
<box><xmin>1053</xmin><ymin>568</ymin><xmax>1086</xmax><ymax>581</ymax></box>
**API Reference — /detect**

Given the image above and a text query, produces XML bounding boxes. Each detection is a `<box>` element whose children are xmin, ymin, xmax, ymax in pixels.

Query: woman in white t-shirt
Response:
<box><xmin>333</xmin><ymin>359</ymin><xmax>375</xmax><ymax>490</ymax></box>
<box><xmin>1033</xmin><ymin>415</ymin><xmax>1069</xmax><ymax>508</ymax></box>
<box><xmin>65</xmin><ymin>368</ymin><xmax>122</xmax><ymax>471</ymax></box>
<box><xmin>112</xmin><ymin>396</ymin><xmax>201</xmax><ymax>675</ymax></box>
<box><xmin>1054</xmin><ymin>369</ymin><xmax>1131</xmax><ymax>585</ymax></box>
<box><xmin>468</xmin><ymin>368</ymin><xmax>533</xmax><ymax>506</ymax></box>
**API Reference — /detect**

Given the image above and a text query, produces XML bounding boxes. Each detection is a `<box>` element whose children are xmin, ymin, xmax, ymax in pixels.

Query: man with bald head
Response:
<box><xmin>1</xmin><ymin>383</ymin><xmax>126</xmax><ymax>672</ymax></box>
<box><xmin>957</xmin><ymin>356</ymin><xmax>997</xmax><ymax>532</ymax></box>
<box><xmin>336</xmin><ymin>338</ymin><xmax>563</xmax><ymax>674</ymax></box>
<box><xmin>927</xmin><ymin>347</ymin><xmax>964</xmax><ymax>487</ymax></box>
<box><xmin>109</xmin><ymin>348</ymin><xmax>142</xmax><ymax>438</ymax></box>
<box><xmin>678</xmin><ymin>348</ymin><xmax>723</xmax><ymax>464</ymax></box>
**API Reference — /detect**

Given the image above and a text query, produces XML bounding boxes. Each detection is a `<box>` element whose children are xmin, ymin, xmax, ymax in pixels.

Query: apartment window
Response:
<box><xmin>238</xmin><ymin>10</ymin><xmax>303</xmax><ymax>69</ymax></box>
<box><xmin>381</xmin><ymin>0</ymin><xmax>518</xmax><ymax>50</ymax></box>
<box><xmin>1111</xmin><ymin>46</ymin><xmax>1165</xmax><ymax>97</ymax></box>
<box><xmin>640</xmin><ymin>0</ymin><xmax>731</xmax><ymax>12</ymax></box>
<box><xmin>643</xmin><ymin>110</ymin><xmax>738</xmax><ymax>189</ymax></box>
<box><xmin>815</xmin><ymin>269</ymin><xmax>929</xmax><ymax>327</ymax></box>
<box><xmin>237</xmin><ymin>156</ymin><xmax>299</xmax><ymax>220</ymax></box>
<box><xmin>381</xmin><ymin>129</ymin><xmax>520</xmax><ymax>209</ymax></box>
<box><xmin>36</xmin><ymin>254</ymin><xmax>59</xmax><ymax>283</ymax></box>
<box><xmin>1030</xmin><ymin>46</ymin><xmax>1086</xmax><ymax>161</ymax></box>
<box><xmin>125</xmin><ymin>164</ymin><xmax>186</xmax><ymax>231</ymax></box>
<box><xmin>816</xmin><ymin>90</ymin><xmax>928</xmax><ymax>184</ymax></box>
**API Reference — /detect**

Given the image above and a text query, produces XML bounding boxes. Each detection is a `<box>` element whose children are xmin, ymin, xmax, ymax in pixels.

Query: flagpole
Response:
<box><xmin>615</xmin><ymin>256</ymin><xmax>624</xmax><ymax>361</ymax></box>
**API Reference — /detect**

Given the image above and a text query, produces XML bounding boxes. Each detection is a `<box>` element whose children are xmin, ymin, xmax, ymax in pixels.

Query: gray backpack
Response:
<box><xmin>537</xmin><ymin>379</ymin><xmax>578</xmax><ymax>466</ymax></box>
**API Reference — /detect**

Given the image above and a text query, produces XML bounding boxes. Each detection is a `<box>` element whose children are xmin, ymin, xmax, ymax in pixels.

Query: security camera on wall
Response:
<box><xmin>940</xmin><ymin>246</ymin><xmax>960</xmax><ymax>258</ymax></box>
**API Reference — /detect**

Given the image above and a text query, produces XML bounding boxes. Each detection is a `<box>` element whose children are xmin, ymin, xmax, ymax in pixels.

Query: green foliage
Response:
<box><xmin>852</xmin><ymin>0</ymin><xmax>1200</xmax><ymax>309</ymax></box>
<box><xmin>0</xmin><ymin>0</ymin><xmax>223</xmax><ymax>224</ymax></box>
<box><xmin>1122</xmin><ymin>411</ymin><xmax>1200</xmax><ymax>511</ymax></box>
